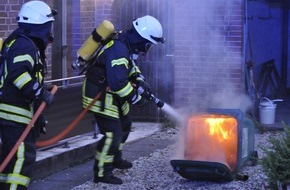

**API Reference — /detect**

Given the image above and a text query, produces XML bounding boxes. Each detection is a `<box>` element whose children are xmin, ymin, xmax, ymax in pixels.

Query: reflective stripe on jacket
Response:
<box><xmin>82</xmin><ymin>38</ymin><xmax>138</xmax><ymax>119</ymax></box>
<box><xmin>0</xmin><ymin>33</ymin><xmax>45</xmax><ymax>125</ymax></box>
<box><xmin>82</xmin><ymin>79</ymin><xmax>130</xmax><ymax>119</ymax></box>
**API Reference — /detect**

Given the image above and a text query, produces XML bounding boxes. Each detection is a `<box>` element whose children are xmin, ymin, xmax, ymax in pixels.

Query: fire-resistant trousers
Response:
<box><xmin>0</xmin><ymin>125</ymin><xmax>36</xmax><ymax>190</ymax></box>
<box><xmin>93</xmin><ymin>113</ymin><xmax>132</xmax><ymax>177</ymax></box>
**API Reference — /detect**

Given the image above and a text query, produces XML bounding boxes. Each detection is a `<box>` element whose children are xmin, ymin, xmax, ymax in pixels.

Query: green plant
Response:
<box><xmin>260</xmin><ymin>121</ymin><xmax>290</xmax><ymax>189</ymax></box>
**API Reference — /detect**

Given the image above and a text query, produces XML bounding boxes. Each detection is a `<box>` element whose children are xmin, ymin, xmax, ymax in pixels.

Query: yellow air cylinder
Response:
<box><xmin>0</xmin><ymin>38</ymin><xmax>3</xmax><ymax>52</ymax></box>
<box><xmin>77</xmin><ymin>20</ymin><xmax>115</xmax><ymax>61</ymax></box>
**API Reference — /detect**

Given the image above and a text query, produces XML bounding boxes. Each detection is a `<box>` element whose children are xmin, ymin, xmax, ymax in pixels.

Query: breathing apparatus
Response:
<box><xmin>72</xmin><ymin>20</ymin><xmax>115</xmax><ymax>71</ymax></box>
<box><xmin>0</xmin><ymin>38</ymin><xmax>3</xmax><ymax>53</ymax></box>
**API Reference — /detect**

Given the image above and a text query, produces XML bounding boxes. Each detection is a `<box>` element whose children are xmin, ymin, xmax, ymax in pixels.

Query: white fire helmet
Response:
<box><xmin>133</xmin><ymin>15</ymin><xmax>165</xmax><ymax>44</ymax></box>
<box><xmin>17</xmin><ymin>0</ymin><xmax>55</xmax><ymax>24</ymax></box>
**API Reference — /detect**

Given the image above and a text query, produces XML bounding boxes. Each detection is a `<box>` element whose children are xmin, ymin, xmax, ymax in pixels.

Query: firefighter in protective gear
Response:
<box><xmin>82</xmin><ymin>15</ymin><xmax>165</xmax><ymax>185</ymax></box>
<box><xmin>0</xmin><ymin>1</ymin><xmax>57</xmax><ymax>189</ymax></box>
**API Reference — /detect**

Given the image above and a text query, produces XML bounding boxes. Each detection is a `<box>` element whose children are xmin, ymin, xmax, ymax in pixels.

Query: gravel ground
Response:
<box><xmin>71</xmin><ymin>128</ymin><xmax>281</xmax><ymax>190</ymax></box>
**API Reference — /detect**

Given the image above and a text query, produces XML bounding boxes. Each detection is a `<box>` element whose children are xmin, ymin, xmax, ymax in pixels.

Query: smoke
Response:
<box><xmin>173</xmin><ymin>0</ymin><xmax>252</xmax><ymax>113</ymax></box>
<box><xmin>172</xmin><ymin>0</ymin><xmax>250</xmax><ymax>111</ymax></box>
<box><xmin>208</xmin><ymin>84</ymin><xmax>252</xmax><ymax>113</ymax></box>
<box><xmin>170</xmin><ymin>0</ymin><xmax>251</xmax><ymax>162</ymax></box>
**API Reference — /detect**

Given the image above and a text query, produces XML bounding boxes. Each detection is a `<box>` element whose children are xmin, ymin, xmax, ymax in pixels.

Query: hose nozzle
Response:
<box><xmin>150</xmin><ymin>94</ymin><xmax>164</xmax><ymax>108</ymax></box>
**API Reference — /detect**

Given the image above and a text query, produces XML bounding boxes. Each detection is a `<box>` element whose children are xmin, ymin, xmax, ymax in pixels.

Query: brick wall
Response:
<box><xmin>0</xmin><ymin>0</ymin><xmax>54</xmax><ymax>78</ymax></box>
<box><xmin>0</xmin><ymin>0</ymin><xmax>24</xmax><ymax>38</ymax></box>
<box><xmin>0</xmin><ymin>0</ymin><xmax>114</xmax><ymax>78</ymax></box>
<box><xmin>0</xmin><ymin>0</ymin><xmax>246</xmax><ymax>111</ymax></box>
<box><xmin>172</xmin><ymin>0</ymin><xmax>244</xmax><ymax>109</ymax></box>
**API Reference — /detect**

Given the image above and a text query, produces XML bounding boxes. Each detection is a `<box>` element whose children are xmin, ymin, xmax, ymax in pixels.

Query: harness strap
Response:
<box><xmin>100</xmin><ymin>85</ymin><xmax>107</xmax><ymax>111</ymax></box>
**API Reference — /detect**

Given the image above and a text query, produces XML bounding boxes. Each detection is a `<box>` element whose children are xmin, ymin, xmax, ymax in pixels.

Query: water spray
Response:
<box><xmin>150</xmin><ymin>94</ymin><xmax>183</xmax><ymax>123</ymax></box>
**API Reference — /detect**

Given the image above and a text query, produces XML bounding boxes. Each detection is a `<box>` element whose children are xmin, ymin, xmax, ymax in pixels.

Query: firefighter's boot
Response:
<box><xmin>113</xmin><ymin>159</ymin><xmax>133</xmax><ymax>169</ymax></box>
<box><xmin>94</xmin><ymin>174</ymin><xmax>123</xmax><ymax>185</ymax></box>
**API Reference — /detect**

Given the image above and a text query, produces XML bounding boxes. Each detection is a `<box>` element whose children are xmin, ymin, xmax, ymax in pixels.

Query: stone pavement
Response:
<box><xmin>2</xmin><ymin>96</ymin><xmax>288</xmax><ymax>190</ymax></box>
<box><xmin>28</xmin><ymin>122</ymin><xmax>171</xmax><ymax>190</ymax></box>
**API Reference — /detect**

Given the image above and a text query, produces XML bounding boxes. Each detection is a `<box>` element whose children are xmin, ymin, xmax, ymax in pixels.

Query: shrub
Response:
<box><xmin>260</xmin><ymin>121</ymin><xmax>290</xmax><ymax>189</ymax></box>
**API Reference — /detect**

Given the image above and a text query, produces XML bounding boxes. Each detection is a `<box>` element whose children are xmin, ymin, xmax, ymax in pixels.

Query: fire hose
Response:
<box><xmin>0</xmin><ymin>85</ymin><xmax>58</xmax><ymax>173</ymax></box>
<box><xmin>36</xmin><ymin>87</ymin><xmax>108</xmax><ymax>148</ymax></box>
<box><xmin>36</xmin><ymin>90</ymin><xmax>165</xmax><ymax>148</ymax></box>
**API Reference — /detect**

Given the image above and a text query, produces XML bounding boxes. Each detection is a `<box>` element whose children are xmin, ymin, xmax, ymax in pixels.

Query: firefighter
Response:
<box><xmin>82</xmin><ymin>15</ymin><xmax>165</xmax><ymax>184</ymax></box>
<box><xmin>0</xmin><ymin>1</ymin><xmax>56</xmax><ymax>189</ymax></box>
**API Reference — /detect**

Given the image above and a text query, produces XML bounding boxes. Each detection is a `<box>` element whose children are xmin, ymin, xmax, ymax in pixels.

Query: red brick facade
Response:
<box><xmin>0</xmin><ymin>0</ymin><xmax>244</xmax><ymax>108</ymax></box>
<box><xmin>172</xmin><ymin>0</ymin><xmax>244</xmax><ymax>107</ymax></box>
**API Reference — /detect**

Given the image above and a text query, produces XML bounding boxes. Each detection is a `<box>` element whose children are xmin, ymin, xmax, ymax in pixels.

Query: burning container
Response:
<box><xmin>171</xmin><ymin>109</ymin><xmax>255</xmax><ymax>182</ymax></box>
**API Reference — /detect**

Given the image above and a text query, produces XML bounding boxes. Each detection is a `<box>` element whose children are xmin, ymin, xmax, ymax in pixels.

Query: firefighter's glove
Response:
<box><xmin>136</xmin><ymin>80</ymin><xmax>152</xmax><ymax>101</ymax></box>
<box><xmin>35</xmin><ymin>114</ymin><xmax>47</xmax><ymax>134</ymax></box>
<box><xmin>130</xmin><ymin>73</ymin><xmax>146</xmax><ymax>84</ymax></box>
<box><xmin>131</xmin><ymin>93</ymin><xmax>147</xmax><ymax>107</ymax></box>
<box><xmin>42</xmin><ymin>89</ymin><xmax>54</xmax><ymax>107</ymax></box>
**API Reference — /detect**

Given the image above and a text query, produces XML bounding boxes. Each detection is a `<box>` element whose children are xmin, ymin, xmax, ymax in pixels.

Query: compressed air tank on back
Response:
<box><xmin>0</xmin><ymin>38</ymin><xmax>3</xmax><ymax>52</ymax></box>
<box><xmin>77</xmin><ymin>20</ymin><xmax>115</xmax><ymax>62</ymax></box>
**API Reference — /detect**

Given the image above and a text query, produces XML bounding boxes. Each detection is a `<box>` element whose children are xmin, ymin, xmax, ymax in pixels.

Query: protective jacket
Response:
<box><xmin>0</xmin><ymin>30</ymin><xmax>45</xmax><ymax>126</ymax></box>
<box><xmin>82</xmin><ymin>33</ymin><xmax>141</xmax><ymax>119</ymax></box>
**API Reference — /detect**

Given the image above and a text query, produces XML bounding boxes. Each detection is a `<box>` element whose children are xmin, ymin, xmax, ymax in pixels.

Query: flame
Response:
<box><xmin>185</xmin><ymin>114</ymin><xmax>238</xmax><ymax>171</ymax></box>
<box><xmin>207</xmin><ymin>118</ymin><xmax>230</xmax><ymax>140</ymax></box>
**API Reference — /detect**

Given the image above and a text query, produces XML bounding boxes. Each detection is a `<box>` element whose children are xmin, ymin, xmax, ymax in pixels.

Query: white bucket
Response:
<box><xmin>259</xmin><ymin>97</ymin><xmax>277</xmax><ymax>124</ymax></box>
